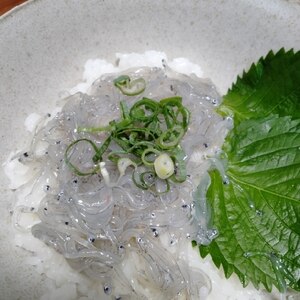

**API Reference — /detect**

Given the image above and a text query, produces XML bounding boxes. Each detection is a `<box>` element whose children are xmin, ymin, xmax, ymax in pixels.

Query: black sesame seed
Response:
<box><xmin>65</xmin><ymin>222</ymin><xmax>69</xmax><ymax>225</ymax></box>
<box><xmin>44</xmin><ymin>207</ymin><xmax>48</xmax><ymax>211</ymax></box>
<box><xmin>30</xmin><ymin>207</ymin><xmax>35</xmax><ymax>211</ymax></box>
<box><xmin>23</xmin><ymin>152</ymin><xmax>29</xmax><ymax>157</ymax></box>
<box><xmin>45</xmin><ymin>185</ymin><xmax>50</xmax><ymax>191</ymax></box>
<box><xmin>47</xmin><ymin>113</ymin><xmax>51</xmax><ymax>117</ymax></box>
<box><xmin>203</xmin><ymin>143</ymin><xmax>208</xmax><ymax>148</ymax></box>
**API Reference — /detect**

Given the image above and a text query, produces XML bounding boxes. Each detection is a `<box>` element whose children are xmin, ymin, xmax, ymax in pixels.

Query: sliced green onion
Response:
<box><xmin>113</xmin><ymin>75</ymin><xmax>130</xmax><ymax>86</ymax></box>
<box><xmin>129</xmin><ymin>98</ymin><xmax>160</xmax><ymax>122</ymax></box>
<box><xmin>141</xmin><ymin>148</ymin><xmax>161</xmax><ymax>166</ymax></box>
<box><xmin>120</xmin><ymin>100</ymin><xmax>130</xmax><ymax>120</ymax></box>
<box><xmin>114</xmin><ymin>127</ymin><xmax>156</xmax><ymax>141</ymax></box>
<box><xmin>175</xmin><ymin>106</ymin><xmax>190</xmax><ymax>132</ymax></box>
<box><xmin>113</xmin><ymin>127</ymin><xmax>157</xmax><ymax>156</ymax></box>
<box><xmin>132</xmin><ymin>169</ymin><xmax>148</xmax><ymax>190</ymax></box>
<box><xmin>107</xmin><ymin>151</ymin><xmax>128</xmax><ymax>163</ymax></box>
<box><xmin>157</xmin><ymin>125</ymin><xmax>184</xmax><ymax>149</ymax></box>
<box><xmin>77</xmin><ymin>125</ymin><xmax>112</xmax><ymax>133</ymax></box>
<box><xmin>159</xmin><ymin>96</ymin><xmax>183</xmax><ymax>107</ymax></box>
<box><xmin>127</xmin><ymin>141</ymin><xmax>157</xmax><ymax>152</ymax></box>
<box><xmin>126</xmin><ymin>141</ymin><xmax>157</xmax><ymax>158</ymax></box>
<box><xmin>154</xmin><ymin>153</ymin><xmax>175</xmax><ymax>179</ymax></box>
<box><xmin>65</xmin><ymin>139</ymin><xmax>99</xmax><ymax>176</ymax></box>
<box><xmin>112</xmin><ymin>136</ymin><xmax>132</xmax><ymax>153</ymax></box>
<box><xmin>92</xmin><ymin>134</ymin><xmax>112</xmax><ymax>163</ymax></box>
<box><xmin>65</xmin><ymin>94</ymin><xmax>190</xmax><ymax>191</ymax></box>
<box><xmin>113</xmin><ymin>118</ymin><xmax>132</xmax><ymax>131</ymax></box>
<box><xmin>160</xmin><ymin>96</ymin><xmax>190</xmax><ymax>131</ymax></box>
<box><xmin>147</xmin><ymin>120</ymin><xmax>162</xmax><ymax>135</ymax></box>
<box><xmin>129</xmin><ymin>132</ymin><xmax>138</xmax><ymax>144</ymax></box>
<box><xmin>114</xmin><ymin>75</ymin><xmax>146</xmax><ymax>96</ymax></box>
<box><xmin>140</xmin><ymin>171</ymin><xmax>156</xmax><ymax>187</ymax></box>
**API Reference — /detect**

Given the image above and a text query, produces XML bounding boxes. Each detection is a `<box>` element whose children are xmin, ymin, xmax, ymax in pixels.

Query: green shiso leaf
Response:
<box><xmin>199</xmin><ymin>48</ymin><xmax>300</xmax><ymax>292</ymax></box>
<box><xmin>218</xmin><ymin>48</ymin><xmax>300</xmax><ymax>126</ymax></box>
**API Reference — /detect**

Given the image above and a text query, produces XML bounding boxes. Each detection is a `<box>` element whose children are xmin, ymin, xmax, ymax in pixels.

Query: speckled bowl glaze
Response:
<box><xmin>1</xmin><ymin>0</ymin><xmax>300</xmax><ymax>299</ymax></box>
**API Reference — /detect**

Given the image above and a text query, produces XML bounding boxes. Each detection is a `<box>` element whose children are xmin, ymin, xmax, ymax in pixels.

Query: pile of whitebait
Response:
<box><xmin>14</xmin><ymin>67</ymin><xmax>232</xmax><ymax>299</ymax></box>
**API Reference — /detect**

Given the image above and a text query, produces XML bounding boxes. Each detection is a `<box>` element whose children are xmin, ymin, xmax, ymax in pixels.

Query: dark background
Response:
<box><xmin>0</xmin><ymin>0</ymin><xmax>28</xmax><ymax>15</ymax></box>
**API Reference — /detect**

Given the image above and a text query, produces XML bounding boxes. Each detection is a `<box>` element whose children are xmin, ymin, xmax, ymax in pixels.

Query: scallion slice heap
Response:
<box><xmin>65</xmin><ymin>90</ymin><xmax>190</xmax><ymax>193</ymax></box>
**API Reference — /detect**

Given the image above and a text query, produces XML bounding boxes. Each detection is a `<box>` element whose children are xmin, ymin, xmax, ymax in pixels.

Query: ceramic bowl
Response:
<box><xmin>1</xmin><ymin>0</ymin><xmax>300</xmax><ymax>299</ymax></box>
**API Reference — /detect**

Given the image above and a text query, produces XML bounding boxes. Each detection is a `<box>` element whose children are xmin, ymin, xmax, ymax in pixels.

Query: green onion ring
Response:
<box><xmin>64</xmin><ymin>139</ymin><xmax>99</xmax><ymax>176</ymax></box>
<box><xmin>157</xmin><ymin>125</ymin><xmax>184</xmax><ymax>149</ymax></box>
<box><xmin>114</xmin><ymin>75</ymin><xmax>146</xmax><ymax>96</ymax></box>
<box><xmin>141</xmin><ymin>148</ymin><xmax>161</xmax><ymax>166</ymax></box>
<box><xmin>140</xmin><ymin>171</ymin><xmax>156</xmax><ymax>187</ymax></box>
<box><xmin>132</xmin><ymin>170</ymin><xmax>148</xmax><ymax>190</ymax></box>
<box><xmin>129</xmin><ymin>98</ymin><xmax>160</xmax><ymax>122</ymax></box>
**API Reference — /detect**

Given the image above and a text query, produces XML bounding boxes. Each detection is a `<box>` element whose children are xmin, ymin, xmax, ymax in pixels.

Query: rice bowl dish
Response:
<box><xmin>1</xmin><ymin>1</ymin><xmax>300</xmax><ymax>299</ymax></box>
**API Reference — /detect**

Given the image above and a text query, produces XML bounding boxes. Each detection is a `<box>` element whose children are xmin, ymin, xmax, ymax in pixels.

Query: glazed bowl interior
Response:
<box><xmin>1</xmin><ymin>0</ymin><xmax>300</xmax><ymax>299</ymax></box>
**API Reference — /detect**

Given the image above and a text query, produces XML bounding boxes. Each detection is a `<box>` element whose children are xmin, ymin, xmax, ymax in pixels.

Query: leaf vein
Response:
<box><xmin>228</xmin><ymin>173</ymin><xmax>299</xmax><ymax>203</ymax></box>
